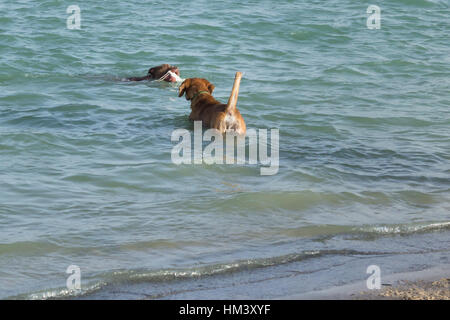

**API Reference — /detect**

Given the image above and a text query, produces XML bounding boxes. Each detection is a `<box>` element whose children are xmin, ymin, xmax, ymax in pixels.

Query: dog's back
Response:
<box><xmin>178</xmin><ymin>76</ymin><xmax>246</xmax><ymax>134</ymax></box>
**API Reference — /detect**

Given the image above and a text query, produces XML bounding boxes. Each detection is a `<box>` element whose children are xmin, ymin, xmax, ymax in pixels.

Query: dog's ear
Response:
<box><xmin>178</xmin><ymin>79</ymin><xmax>188</xmax><ymax>98</ymax></box>
<box><xmin>200</xmin><ymin>79</ymin><xmax>215</xmax><ymax>94</ymax></box>
<box><xmin>148</xmin><ymin>68</ymin><xmax>155</xmax><ymax>76</ymax></box>
<box><xmin>207</xmin><ymin>82</ymin><xmax>215</xmax><ymax>94</ymax></box>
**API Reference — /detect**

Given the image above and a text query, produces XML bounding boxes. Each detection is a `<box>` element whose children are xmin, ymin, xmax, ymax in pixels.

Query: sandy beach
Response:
<box><xmin>358</xmin><ymin>278</ymin><xmax>449</xmax><ymax>300</ymax></box>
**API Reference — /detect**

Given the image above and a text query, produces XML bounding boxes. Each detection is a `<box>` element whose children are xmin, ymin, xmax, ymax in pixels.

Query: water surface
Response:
<box><xmin>0</xmin><ymin>0</ymin><xmax>449</xmax><ymax>299</ymax></box>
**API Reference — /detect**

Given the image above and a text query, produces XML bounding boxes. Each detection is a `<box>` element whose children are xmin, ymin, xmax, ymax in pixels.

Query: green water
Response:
<box><xmin>0</xmin><ymin>0</ymin><xmax>449</xmax><ymax>299</ymax></box>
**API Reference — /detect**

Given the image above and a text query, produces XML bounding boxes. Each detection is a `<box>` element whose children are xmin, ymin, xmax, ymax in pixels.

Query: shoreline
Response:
<box><xmin>281</xmin><ymin>265</ymin><xmax>450</xmax><ymax>300</ymax></box>
<box><xmin>6</xmin><ymin>231</ymin><xmax>449</xmax><ymax>300</ymax></box>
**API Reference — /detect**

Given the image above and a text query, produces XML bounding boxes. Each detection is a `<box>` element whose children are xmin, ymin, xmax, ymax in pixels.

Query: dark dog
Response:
<box><xmin>178</xmin><ymin>75</ymin><xmax>246</xmax><ymax>134</ymax></box>
<box><xmin>127</xmin><ymin>64</ymin><xmax>180</xmax><ymax>82</ymax></box>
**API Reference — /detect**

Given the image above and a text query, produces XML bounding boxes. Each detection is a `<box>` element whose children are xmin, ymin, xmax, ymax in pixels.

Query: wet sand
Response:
<box><xmin>281</xmin><ymin>266</ymin><xmax>450</xmax><ymax>300</ymax></box>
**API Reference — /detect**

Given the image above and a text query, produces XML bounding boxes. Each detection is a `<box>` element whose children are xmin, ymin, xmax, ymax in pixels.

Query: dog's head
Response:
<box><xmin>148</xmin><ymin>64</ymin><xmax>180</xmax><ymax>82</ymax></box>
<box><xmin>178</xmin><ymin>78</ymin><xmax>215</xmax><ymax>101</ymax></box>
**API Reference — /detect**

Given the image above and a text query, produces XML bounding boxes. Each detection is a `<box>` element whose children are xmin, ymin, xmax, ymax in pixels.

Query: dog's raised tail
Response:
<box><xmin>226</xmin><ymin>72</ymin><xmax>242</xmax><ymax>113</ymax></box>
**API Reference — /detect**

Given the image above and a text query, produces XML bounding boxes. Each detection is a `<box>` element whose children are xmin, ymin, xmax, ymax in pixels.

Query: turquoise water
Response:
<box><xmin>1</xmin><ymin>0</ymin><xmax>449</xmax><ymax>299</ymax></box>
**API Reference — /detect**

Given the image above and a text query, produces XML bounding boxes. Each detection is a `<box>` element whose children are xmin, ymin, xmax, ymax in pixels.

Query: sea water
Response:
<box><xmin>0</xmin><ymin>0</ymin><xmax>449</xmax><ymax>299</ymax></box>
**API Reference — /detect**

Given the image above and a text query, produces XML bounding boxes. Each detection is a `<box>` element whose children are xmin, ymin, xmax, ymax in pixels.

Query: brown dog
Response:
<box><xmin>127</xmin><ymin>64</ymin><xmax>180</xmax><ymax>82</ymax></box>
<box><xmin>178</xmin><ymin>74</ymin><xmax>246</xmax><ymax>134</ymax></box>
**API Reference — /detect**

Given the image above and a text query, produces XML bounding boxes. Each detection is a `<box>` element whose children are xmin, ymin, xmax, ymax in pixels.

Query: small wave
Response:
<box><xmin>0</xmin><ymin>93</ymin><xmax>52</xmax><ymax>104</ymax></box>
<box><xmin>356</xmin><ymin>221</ymin><xmax>450</xmax><ymax>235</ymax></box>
<box><xmin>24</xmin><ymin>282</ymin><xmax>106</xmax><ymax>300</ymax></box>
<box><xmin>48</xmin><ymin>104</ymin><xmax>101</xmax><ymax>113</ymax></box>
<box><xmin>323</xmin><ymin>65</ymin><xmax>369</xmax><ymax>77</ymax></box>
<box><xmin>9</xmin><ymin>220</ymin><xmax>449</xmax><ymax>300</ymax></box>
<box><xmin>395</xmin><ymin>0</ymin><xmax>444</xmax><ymax>7</ymax></box>
<box><xmin>10</xmin><ymin>249</ymin><xmax>373</xmax><ymax>300</ymax></box>
<box><xmin>278</xmin><ymin>221</ymin><xmax>450</xmax><ymax>240</ymax></box>
<box><xmin>343</xmin><ymin>115</ymin><xmax>435</xmax><ymax>127</ymax></box>
<box><xmin>6</xmin><ymin>114</ymin><xmax>63</xmax><ymax>129</ymax></box>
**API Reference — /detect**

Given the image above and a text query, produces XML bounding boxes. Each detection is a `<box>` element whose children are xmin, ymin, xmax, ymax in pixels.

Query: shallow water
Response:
<box><xmin>0</xmin><ymin>0</ymin><xmax>449</xmax><ymax>299</ymax></box>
